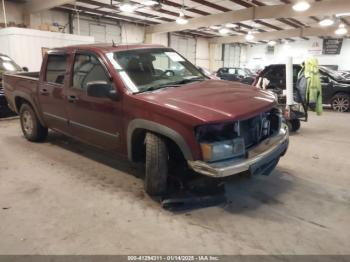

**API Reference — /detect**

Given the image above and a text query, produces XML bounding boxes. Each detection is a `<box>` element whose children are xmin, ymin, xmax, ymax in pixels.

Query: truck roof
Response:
<box><xmin>50</xmin><ymin>43</ymin><xmax>166</xmax><ymax>53</ymax></box>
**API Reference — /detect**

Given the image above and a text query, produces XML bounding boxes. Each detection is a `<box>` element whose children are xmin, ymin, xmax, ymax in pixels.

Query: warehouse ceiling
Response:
<box><xmin>25</xmin><ymin>0</ymin><xmax>350</xmax><ymax>42</ymax></box>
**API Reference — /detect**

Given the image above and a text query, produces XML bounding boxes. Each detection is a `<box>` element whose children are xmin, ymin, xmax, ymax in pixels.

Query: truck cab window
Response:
<box><xmin>73</xmin><ymin>54</ymin><xmax>110</xmax><ymax>90</ymax></box>
<box><xmin>45</xmin><ymin>55</ymin><xmax>67</xmax><ymax>85</ymax></box>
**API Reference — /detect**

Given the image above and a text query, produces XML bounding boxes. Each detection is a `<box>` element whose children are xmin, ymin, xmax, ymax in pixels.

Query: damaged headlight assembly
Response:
<box><xmin>196</xmin><ymin>122</ymin><xmax>245</xmax><ymax>162</ymax></box>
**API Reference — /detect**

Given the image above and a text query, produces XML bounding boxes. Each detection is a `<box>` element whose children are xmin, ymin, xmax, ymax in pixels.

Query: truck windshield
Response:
<box><xmin>0</xmin><ymin>55</ymin><xmax>22</xmax><ymax>73</ymax></box>
<box><xmin>106</xmin><ymin>48</ymin><xmax>206</xmax><ymax>93</ymax></box>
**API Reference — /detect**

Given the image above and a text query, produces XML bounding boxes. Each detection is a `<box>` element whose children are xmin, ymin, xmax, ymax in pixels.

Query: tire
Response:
<box><xmin>331</xmin><ymin>93</ymin><xmax>350</xmax><ymax>112</ymax></box>
<box><xmin>19</xmin><ymin>103</ymin><xmax>48</xmax><ymax>142</ymax></box>
<box><xmin>144</xmin><ymin>132</ymin><xmax>168</xmax><ymax>196</ymax></box>
<box><xmin>290</xmin><ymin>119</ymin><xmax>301</xmax><ymax>132</ymax></box>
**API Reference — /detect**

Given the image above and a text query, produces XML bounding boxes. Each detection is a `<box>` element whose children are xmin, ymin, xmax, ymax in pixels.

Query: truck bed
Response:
<box><xmin>3</xmin><ymin>72</ymin><xmax>40</xmax><ymax>113</ymax></box>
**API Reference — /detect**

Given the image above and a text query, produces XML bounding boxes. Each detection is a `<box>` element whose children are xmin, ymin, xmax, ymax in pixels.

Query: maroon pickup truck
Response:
<box><xmin>4</xmin><ymin>44</ymin><xmax>289</xmax><ymax>195</ymax></box>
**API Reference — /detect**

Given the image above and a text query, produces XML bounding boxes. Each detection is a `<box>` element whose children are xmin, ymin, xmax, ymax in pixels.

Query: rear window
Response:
<box><xmin>45</xmin><ymin>54</ymin><xmax>68</xmax><ymax>85</ymax></box>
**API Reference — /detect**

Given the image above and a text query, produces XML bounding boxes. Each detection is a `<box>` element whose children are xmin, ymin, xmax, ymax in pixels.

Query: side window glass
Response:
<box><xmin>45</xmin><ymin>54</ymin><xmax>67</xmax><ymax>85</ymax></box>
<box><xmin>228</xmin><ymin>68</ymin><xmax>235</xmax><ymax>74</ymax></box>
<box><xmin>73</xmin><ymin>54</ymin><xmax>110</xmax><ymax>90</ymax></box>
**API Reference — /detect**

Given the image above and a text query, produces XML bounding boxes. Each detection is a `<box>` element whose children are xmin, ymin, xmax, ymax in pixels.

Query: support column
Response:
<box><xmin>209</xmin><ymin>43</ymin><xmax>218</xmax><ymax>72</ymax></box>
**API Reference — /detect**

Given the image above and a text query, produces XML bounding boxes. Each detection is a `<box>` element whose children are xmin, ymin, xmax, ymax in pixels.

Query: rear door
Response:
<box><xmin>66</xmin><ymin>51</ymin><xmax>122</xmax><ymax>151</ymax></box>
<box><xmin>38</xmin><ymin>52</ymin><xmax>70</xmax><ymax>135</ymax></box>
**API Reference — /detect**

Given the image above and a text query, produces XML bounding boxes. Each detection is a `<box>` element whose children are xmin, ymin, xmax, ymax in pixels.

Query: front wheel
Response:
<box><xmin>144</xmin><ymin>132</ymin><xmax>168</xmax><ymax>196</ymax></box>
<box><xmin>290</xmin><ymin>119</ymin><xmax>301</xmax><ymax>132</ymax></box>
<box><xmin>20</xmin><ymin>103</ymin><xmax>48</xmax><ymax>142</ymax></box>
<box><xmin>331</xmin><ymin>93</ymin><xmax>350</xmax><ymax>112</ymax></box>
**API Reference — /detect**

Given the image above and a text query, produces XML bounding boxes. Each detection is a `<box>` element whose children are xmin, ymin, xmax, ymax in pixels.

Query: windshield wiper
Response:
<box><xmin>135</xmin><ymin>77</ymin><xmax>206</xmax><ymax>94</ymax></box>
<box><xmin>171</xmin><ymin>76</ymin><xmax>206</xmax><ymax>85</ymax></box>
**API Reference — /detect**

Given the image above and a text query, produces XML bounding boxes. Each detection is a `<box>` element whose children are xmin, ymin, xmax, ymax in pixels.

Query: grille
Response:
<box><xmin>239</xmin><ymin>108</ymin><xmax>281</xmax><ymax>149</ymax></box>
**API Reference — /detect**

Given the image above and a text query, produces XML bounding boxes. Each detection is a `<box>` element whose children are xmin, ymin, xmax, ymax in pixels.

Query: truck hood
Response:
<box><xmin>136</xmin><ymin>80</ymin><xmax>276</xmax><ymax>123</ymax></box>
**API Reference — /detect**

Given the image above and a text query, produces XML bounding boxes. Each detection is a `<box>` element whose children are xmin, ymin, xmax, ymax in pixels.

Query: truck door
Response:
<box><xmin>66</xmin><ymin>51</ymin><xmax>122</xmax><ymax>151</ymax></box>
<box><xmin>38</xmin><ymin>53</ymin><xmax>70</xmax><ymax>134</ymax></box>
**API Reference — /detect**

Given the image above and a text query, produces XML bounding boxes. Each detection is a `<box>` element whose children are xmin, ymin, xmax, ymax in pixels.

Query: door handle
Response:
<box><xmin>40</xmin><ymin>88</ymin><xmax>49</xmax><ymax>95</ymax></box>
<box><xmin>67</xmin><ymin>95</ymin><xmax>79</xmax><ymax>103</ymax></box>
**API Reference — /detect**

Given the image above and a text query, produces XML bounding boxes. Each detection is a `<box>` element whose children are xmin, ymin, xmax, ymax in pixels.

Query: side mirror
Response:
<box><xmin>22</xmin><ymin>67</ymin><xmax>29</xmax><ymax>72</ymax></box>
<box><xmin>320</xmin><ymin>76</ymin><xmax>329</xmax><ymax>83</ymax></box>
<box><xmin>86</xmin><ymin>81</ymin><xmax>118</xmax><ymax>101</ymax></box>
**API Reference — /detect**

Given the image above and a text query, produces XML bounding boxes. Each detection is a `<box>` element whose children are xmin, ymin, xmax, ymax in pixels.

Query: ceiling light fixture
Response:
<box><xmin>120</xmin><ymin>2</ymin><xmax>136</xmax><ymax>12</ymax></box>
<box><xmin>219</xmin><ymin>28</ymin><xmax>230</xmax><ymax>35</ymax></box>
<box><xmin>143</xmin><ymin>0</ymin><xmax>158</xmax><ymax>6</ymax></box>
<box><xmin>335</xmin><ymin>23</ymin><xmax>348</xmax><ymax>35</ymax></box>
<box><xmin>336</xmin><ymin>13</ymin><xmax>350</xmax><ymax>17</ymax></box>
<box><xmin>245</xmin><ymin>31</ymin><xmax>255</xmax><ymax>41</ymax></box>
<box><xmin>225</xmin><ymin>23</ymin><xmax>238</xmax><ymax>28</ymax></box>
<box><xmin>176</xmin><ymin>11</ymin><xmax>188</xmax><ymax>25</ymax></box>
<box><xmin>319</xmin><ymin>17</ymin><xmax>334</xmax><ymax>27</ymax></box>
<box><xmin>210</xmin><ymin>25</ymin><xmax>220</xmax><ymax>30</ymax></box>
<box><xmin>292</xmin><ymin>1</ymin><xmax>310</xmax><ymax>12</ymax></box>
<box><xmin>267</xmin><ymin>40</ymin><xmax>277</xmax><ymax>46</ymax></box>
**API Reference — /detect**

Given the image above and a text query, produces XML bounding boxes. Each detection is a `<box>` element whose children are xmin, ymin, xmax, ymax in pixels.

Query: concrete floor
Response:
<box><xmin>0</xmin><ymin>110</ymin><xmax>349</xmax><ymax>255</ymax></box>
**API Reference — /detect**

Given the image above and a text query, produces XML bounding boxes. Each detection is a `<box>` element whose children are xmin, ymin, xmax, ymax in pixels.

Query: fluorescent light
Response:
<box><xmin>292</xmin><ymin>1</ymin><xmax>310</xmax><ymax>12</ymax></box>
<box><xmin>336</xmin><ymin>12</ymin><xmax>350</xmax><ymax>17</ymax></box>
<box><xmin>219</xmin><ymin>28</ymin><xmax>230</xmax><ymax>35</ymax></box>
<box><xmin>210</xmin><ymin>25</ymin><xmax>220</xmax><ymax>30</ymax></box>
<box><xmin>120</xmin><ymin>3</ymin><xmax>136</xmax><ymax>12</ymax></box>
<box><xmin>319</xmin><ymin>18</ymin><xmax>334</xmax><ymax>27</ymax></box>
<box><xmin>143</xmin><ymin>0</ymin><xmax>158</xmax><ymax>6</ymax></box>
<box><xmin>268</xmin><ymin>40</ymin><xmax>276</xmax><ymax>46</ymax></box>
<box><xmin>176</xmin><ymin>12</ymin><xmax>188</xmax><ymax>25</ymax></box>
<box><xmin>225</xmin><ymin>23</ymin><xmax>237</xmax><ymax>28</ymax></box>
<box><xmin>245</xmin><ymin>32</ymin><xmax>255</xmax><ymax>41</ymax></box>
<box><xmin>335</xmin><ymin>23</ymin><xmax>348</xmax><ymax>35</ymax></box>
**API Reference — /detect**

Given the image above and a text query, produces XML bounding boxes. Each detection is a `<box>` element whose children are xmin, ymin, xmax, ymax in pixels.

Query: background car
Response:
<box><xmin>253</xmin><ymin>64</ymin><xmax>350</xmax><ymax>112</ymax></box>
<box><xmin>216</xmin><ymin>67</ymin><xmax>256</xmax><ymax>85</ymax></box>
<box><xmin>0</xmin><ymin>54</ymin><xmax>26</xmax><ymax>117</ymax></box>
<box><xmin>197</xmin><ymin>66</ymin><xmax>219</xmax><ymax>80</ymax></box>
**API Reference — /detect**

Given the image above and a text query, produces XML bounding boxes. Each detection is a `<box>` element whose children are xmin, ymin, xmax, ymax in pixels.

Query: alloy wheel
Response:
<box><xmin>332</xmin><ymin>97</ymin><xmax>349</xmax><ymax>112</ymax></box>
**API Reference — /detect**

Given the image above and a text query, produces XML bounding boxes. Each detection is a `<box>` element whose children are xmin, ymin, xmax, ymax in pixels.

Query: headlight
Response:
<box><xmin>200</xmin><ymin>138</ymin><xmax>245</xmax><ymax>162</ymax></box>
<box><xmin>196</xmin><ymin>122</ymin><xmax>244</xmax><ymax>162</ymax></box>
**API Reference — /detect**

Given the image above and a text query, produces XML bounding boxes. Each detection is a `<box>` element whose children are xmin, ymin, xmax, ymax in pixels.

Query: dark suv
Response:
<box><xmin>254</xmin><ymin>64</ymin><xmax>350</xmax><ymax>112</ymax></box>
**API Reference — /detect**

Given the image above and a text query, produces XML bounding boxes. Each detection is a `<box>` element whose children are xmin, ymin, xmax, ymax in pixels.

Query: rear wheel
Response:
<box><xmin>331</xmin><ymin>93</ymin><xmax>350</xmax><ymax>112</ymax></box>
<box><xmin>20</xmin><ymin>103</ymin><xmax>48</xmax><ymax>142</ymax></box>
<box><xmin>144</xmin><ymin>132</ymin><xmax>168</xmax><ymax>196</ymax></box>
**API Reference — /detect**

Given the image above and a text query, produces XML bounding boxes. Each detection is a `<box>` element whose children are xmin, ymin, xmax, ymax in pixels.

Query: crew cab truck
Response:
<box><xmin>4</xmin><ymin>44</ymin><xmax>289</xmax><ymax>195</ymax></box>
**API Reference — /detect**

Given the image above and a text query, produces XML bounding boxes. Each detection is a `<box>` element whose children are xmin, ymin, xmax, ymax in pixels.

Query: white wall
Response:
<box><xmin>0</xmin><ymin>27</ymin><xmax>94</xmax><ymax>71</ymax></box>
<box><xmin>245</xmin><ymin>38</ymin><xmax>350</xmax><ymax>71</ymax></box>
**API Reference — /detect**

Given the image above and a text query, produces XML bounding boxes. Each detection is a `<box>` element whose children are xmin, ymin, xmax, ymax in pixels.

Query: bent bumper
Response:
<box><xmin>188</xmin><ymin>124</ymin><xmax>289</xmax><ymax>177</ymax></box>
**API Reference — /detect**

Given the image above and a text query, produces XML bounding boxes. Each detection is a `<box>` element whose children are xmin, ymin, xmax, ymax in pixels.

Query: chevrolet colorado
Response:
<box><xmin>4</xmin><ymin>44</ymin><xmax>289</xmax><ymax>195</ymax></box>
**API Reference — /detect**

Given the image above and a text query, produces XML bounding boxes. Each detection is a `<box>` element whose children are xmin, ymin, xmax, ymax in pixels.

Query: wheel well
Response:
<box><xmin>131</xmin><ymin>129</ymin><xmax>185</xmax><ymax>163</ymax></box>
<box><xmin>331</xmin><ymin>92</ymin><xmax>350</xmax><ymax>99</ymax></box>
<box><xmin>15</xmin><ymin>96</ymin><xmax>30</xmax><ymax>112</ymax></box>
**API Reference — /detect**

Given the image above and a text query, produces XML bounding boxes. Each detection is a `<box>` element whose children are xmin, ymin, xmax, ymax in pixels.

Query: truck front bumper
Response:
<box><xmin>187</xmin><ymin>123</ymin><xmax>289</xmax><ymax>178</ymax></box>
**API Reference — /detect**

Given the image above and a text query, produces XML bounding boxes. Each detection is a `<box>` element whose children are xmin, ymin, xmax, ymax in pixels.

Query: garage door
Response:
<box><xmin>169</xmin><ymin>34</ymin><xmax>196</xmax><ymax>64</ymax></box>
<box><xmin>73</xmin><ymin>18</ymin><xmax>121</xmax><ymax>43</ymax></box>
<box><xmin>223</xmin><ymin>44</ymin><xmax>241</xmax><ymax>67</ymax></box>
